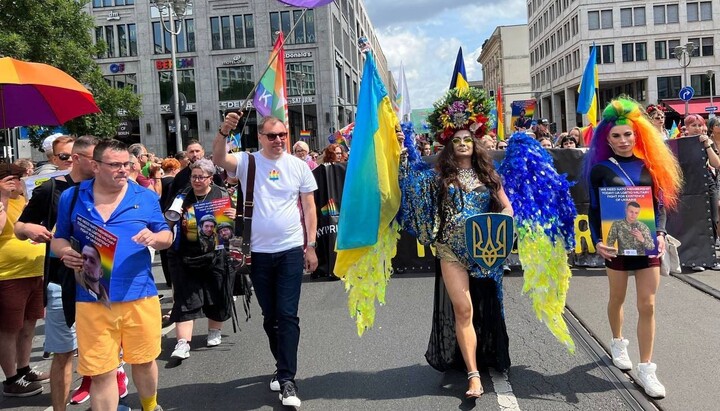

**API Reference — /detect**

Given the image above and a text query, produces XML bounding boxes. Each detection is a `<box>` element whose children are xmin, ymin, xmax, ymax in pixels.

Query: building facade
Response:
<box><xmin>85</xmin><ymin>0</ymin><xmax>391</xmax><ymax>156</ymax></box>
<box><xmin>478</xmin><ymin>24</ymin><xmax>532</xmax><ymax>133</ymax></box>
<box><xmin>529</xmin><ymin>0</ymin><xmax>720</xmax><ymax>131</ymax></box>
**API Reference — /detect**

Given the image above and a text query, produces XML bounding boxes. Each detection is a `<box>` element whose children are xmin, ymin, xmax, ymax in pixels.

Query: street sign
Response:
<box><xmin>705</xmin><ymin>106</ymin><xmax>718</xmax><ymax>112</ymax></box>
<box><xmin>679</xmin><ymin>86</ymin><xmax>695</xmax><ymax>101</ymax></box>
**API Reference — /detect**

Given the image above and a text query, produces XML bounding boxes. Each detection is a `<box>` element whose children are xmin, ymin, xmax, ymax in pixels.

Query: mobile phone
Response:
<box><xmin>70</xmin><ymin>236</ymin><xmax>81</xmax><ymax>252</ymax></box>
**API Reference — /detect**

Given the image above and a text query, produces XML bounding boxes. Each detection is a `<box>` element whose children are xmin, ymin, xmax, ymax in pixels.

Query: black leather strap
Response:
<box><xmin>240</xmin><ymin>153</ymin><xmax>255</xmax><ymax>255</ymax></box>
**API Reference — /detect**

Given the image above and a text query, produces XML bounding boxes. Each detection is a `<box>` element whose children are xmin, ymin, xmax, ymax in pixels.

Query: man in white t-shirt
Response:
<box><xmin>213</xmin><ymin>113</ymin><xmax>317</xmax><ymax>409</ymax></box>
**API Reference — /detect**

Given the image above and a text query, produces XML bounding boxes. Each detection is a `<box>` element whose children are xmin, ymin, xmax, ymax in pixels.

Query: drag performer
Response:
<box><xmin>398</xmin><ymin>87</ymin><xmax>512</xmax><ymax>398</ymax></box>
<box><xmin>585</xmin><ymin>98</ymin><xmax>682</xmax><ymax>399</ymax></box>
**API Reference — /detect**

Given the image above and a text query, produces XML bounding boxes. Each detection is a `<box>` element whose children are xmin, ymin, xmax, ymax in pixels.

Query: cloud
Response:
<box><xmin>364</xmin><ymin>0</ymin><xmax>517</xmax><ymax>28</ymax></box>
<box><xmin>369</xmin><ymin>1</ymin><xmax>527</xmax><ymax>108</ymax></box>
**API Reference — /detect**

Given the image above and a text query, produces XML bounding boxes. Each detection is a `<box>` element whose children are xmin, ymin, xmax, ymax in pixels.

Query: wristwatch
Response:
<box><xmin>307</xmin><ymin>241</ymin><xmax>317</xmax><ymax>248</ymax></box>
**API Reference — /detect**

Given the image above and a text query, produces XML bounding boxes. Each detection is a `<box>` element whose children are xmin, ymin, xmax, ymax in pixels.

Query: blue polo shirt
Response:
<box><xmin>55</xmin><ymin>179</ymin><xmax>169</xmax><ymax>303</ymax></box>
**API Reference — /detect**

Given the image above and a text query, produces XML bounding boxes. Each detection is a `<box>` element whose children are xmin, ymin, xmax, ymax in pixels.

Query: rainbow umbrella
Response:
<box><xmin>0</xmin><ymin>57</ymin><xmax>100</xmax><ymax>128</ymax></box>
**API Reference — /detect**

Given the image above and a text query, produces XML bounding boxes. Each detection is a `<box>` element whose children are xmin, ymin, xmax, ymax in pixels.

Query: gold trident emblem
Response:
<box><xmin>472</xmin><ymin>216</ymin><xmax>508</xmax><ymax>267</ymax></box>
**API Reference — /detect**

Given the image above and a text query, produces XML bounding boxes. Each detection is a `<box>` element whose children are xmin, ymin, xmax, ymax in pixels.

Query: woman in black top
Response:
<box><xmin>585</xmin><ymin>98</ymin><xmax>682</xmax><ymax>399</ymax></box>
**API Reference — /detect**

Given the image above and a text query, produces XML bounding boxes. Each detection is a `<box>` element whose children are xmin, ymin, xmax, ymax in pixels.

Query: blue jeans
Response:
<box><xmin>250</xmin><ymin>246</ymin><xmax>304</xmax><ymax>385</ymax></box>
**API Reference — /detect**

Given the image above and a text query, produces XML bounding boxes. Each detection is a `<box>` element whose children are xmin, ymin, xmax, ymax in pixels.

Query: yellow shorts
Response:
<box><xmin>76</xmin><ymin>297</ymin><xmax>161</xmax><ymax>376</ymax></box>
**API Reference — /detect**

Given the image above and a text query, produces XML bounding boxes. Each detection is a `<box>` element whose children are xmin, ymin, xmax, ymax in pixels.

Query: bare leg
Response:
<box><xmin>0</xmin><ymin>329</ymin><xmax>19</xmax><ymax>378</ymax></box>
<box><xmin>635</xmin><ymin>267</ymin><xmax>660</xmax><ymax>363</ymax></box>
<box><xmin>440</xmin><ymin>260</ymin><xmax>482</xmax><ymax>395</ymax></box>
<box><xmin>50</xmin><ymin>352</ymin><xmax>74</xmax><ymax>411</ymax></box>
<box><xmin>90</xmin><ymin>370</ymin><xmax>118</xmax><ymax>411</ymax></box>
<box><xmin>175</xmin><ymin>320</ymin><xmax>194</xmax><ymax>342</ymax></box>
<box><xmin>208</xmin><ymin>319</ymin><xmax>223</xmax><ymax>331</ymax></box>
<box><xmin>606</xmin><ymin>269</ymin><xmax>629</xmax><ymax>338</ymax></box>
<box><xmin>15</xmin><ymin>319</ymin><xmax>37</xmax><ymax>369</ymax></box>
<box><xmin>131</xmin><ymin>361</ymin><xmax>158</xmax><ymax>400</ymax></box>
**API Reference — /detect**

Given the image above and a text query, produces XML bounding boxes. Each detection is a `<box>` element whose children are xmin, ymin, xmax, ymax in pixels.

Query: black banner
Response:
<box><xmin>313</xmin><ymin>144</ymin><xmax>715</xmax><ymax>275</ymax></box>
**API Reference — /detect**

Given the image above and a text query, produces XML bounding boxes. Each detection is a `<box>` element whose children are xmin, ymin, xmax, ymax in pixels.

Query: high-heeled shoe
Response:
<box><xmin>465</xmin><ymin>370</ymin><xmax>484</xmax><ymax>399</ymax></box>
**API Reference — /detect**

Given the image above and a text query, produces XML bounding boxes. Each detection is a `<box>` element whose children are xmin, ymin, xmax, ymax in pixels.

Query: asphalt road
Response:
<box><xmin>3</xmin><ymin>262</ymin><xmax>719</xmax><ymax>411</ymax></box>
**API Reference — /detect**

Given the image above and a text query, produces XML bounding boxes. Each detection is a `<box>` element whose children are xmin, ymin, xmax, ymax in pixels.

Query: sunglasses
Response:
<box><xmin>57</xmin><ymin>153</ymin><xmax>73</xmax><ymax>161</ymax></box>
<box><xmin>261</xmin><ymin>132</ymin><xmax>288</xmax><ymax>141</ymax></box>
<box><xmin>451</xmin><ymin>136</ymin><xmax>473</xmax><ymax>145</ymax></box>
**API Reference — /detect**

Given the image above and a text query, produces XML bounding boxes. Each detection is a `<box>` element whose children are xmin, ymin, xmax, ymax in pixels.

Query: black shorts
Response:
<box><xmin>605</xmin><ymin>255</ymin><xmax>660</xmax><ymax>271</ymax></box>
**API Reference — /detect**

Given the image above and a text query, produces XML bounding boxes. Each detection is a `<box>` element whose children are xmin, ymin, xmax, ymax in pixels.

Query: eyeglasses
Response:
<box><xmin>294</xmin><ymin>149</ymin><xmax>307</xmax><ymax>154</ymax></box>
<box><xmin>96</xmin><ymin>160</ymin><xmax>132</xmax><ymax>171</ymax></box>
<box><xmin>451</xmin><ymin>136</ymin><xmax>473</xmax><ymax>145</ymax></box>
<box><xmin>260</xmin><ymin>132</ymin><xmax>288</xmax><ymax>141</ymax></box>
<box><xmin>191</xmin><ymin>175</ymin><xmax>211</xmax><ymax>181</ymax></box>
<box><xmin>57</xmin><ymin>153</ymin><xmax>73</xmax><ymax>161</ymax></box>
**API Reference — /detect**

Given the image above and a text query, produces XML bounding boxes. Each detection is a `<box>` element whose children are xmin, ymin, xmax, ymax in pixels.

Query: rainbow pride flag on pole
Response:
<box><xmin>496</xmin><ymin>86</ymin><xmax>505</xmax><ymax>141</ymax></box>
<box><xmin>335</xmin><ymin>52</ymin><xmax>401</xmax><ymax>336</ymax></box>
<box><xmin>254</xmin><ymin>32</ymin><xmax>289</xmax><ymax>150</ymax></box>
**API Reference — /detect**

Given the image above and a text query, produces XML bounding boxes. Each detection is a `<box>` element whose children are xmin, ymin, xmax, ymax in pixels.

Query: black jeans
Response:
<box><xmin>250</xmin><ymin>246</ymin><xmax>304</xmax><ymax>385</ymax></box>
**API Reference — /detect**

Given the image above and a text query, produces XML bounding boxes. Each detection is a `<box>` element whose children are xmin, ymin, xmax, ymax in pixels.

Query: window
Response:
<box><xmin>622</xmin><ymin>42</ymin><xmax>647</xmax><ymax>62</ymax></box>
<box><xmin>128</xmin><ymin>24</ymin><xmax>137</xmax><ymax>56</ymax></box>
<box><xmin>688</xmin><ymin>1</ymin><xmax>712</xmax><ymax>21</ymax></box>
<box><xmin>601</xmin><ymin>10</ymin><xmax>613</xmax><ymax>28</ymax></box>
<box><xmin>592</xmin><ymin>45</ymin><xmax>614</xmax><ymax>64</ymax></box>
<box><xmin>152</xmin><ymin>19</ymin><xmax>195</xmax><ymax>54</ymax></box>
<box><xmin>286</xmin><ymin>62</ymin><xmax>316</xmax><ymax>96</ymax></box>
<box><xmin>93</xmin><ymin>0</ymin><xmax>134</xmax><ymax>7</ymax></box>
<box><xmin>588</xmin><ymin>11</ymin><xmax>600</xmax><ymax>29</ymax></box>
<box><xmin>104</xmin><ymin>74</ymin><xmax>137</xmax><ymax>93</ymax></box>
<box><xmin>657</xmin><ymin>76</ymin><xmax>681</xmax><ymax>99</ymax></box>
<box><xmin>105</xmin><ymin>26</ymin><xmax>115</xmax><ymax>58</ymax></box>
<box><xmin>702</xmin><ymin>37</ymin><xmax>714</xmax><ymax>56</ymax></box>
<box><xmin>691</xmin><ymin>74</ymin><xmax>713</xmax><ymax>96</ymax></box>
<box><xmin>217</xmin><ymin>66</ymin><xmax>253</xmax><ymax>100</ymax></box>
<box><xmin>159</xmin><ymin>70</ymin><xmax>196</xmax><ymax>104</ymax></box>
<box><xmin>621</xmin><ymin>7</ymin><xmax>646</xmax><ymax>27</ymax></box>
<box><xmin>270</xmin><ymin>9</ymin><xmax>315</xmax><ymax>44</ymax></box>
<box><xmin>668</xmin><ymin>39</ymin><xmax>680</xmax><ymax>58</ymax></box>
<box><xmin>654</xmin><ymin>4</ymin><xmax>679</xmax><ymax>24</ymax></box>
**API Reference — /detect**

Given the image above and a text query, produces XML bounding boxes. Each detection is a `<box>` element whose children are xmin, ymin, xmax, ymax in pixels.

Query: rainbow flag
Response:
<box><xmin>449</xmin><ymin>47</ymin><xmax>469</xmax><ymax>91</ymax></box>
<box><xmin>254</xmin><ymin>32</ymin><xmax>289</xmax><ymax>150</ymax></box>
<box><xmin>496</xmin><ymin>86</ymin><xmax>505</xmax><ymax>140</ymax></box>
<box><xmin>669</xmin><ymin>120</ymin><xmax>680</xmax><ymax>139</ymax></box>
<box><xmin>333</xmin><ymin>122</ymin><xmax>354</xmax><ymax>150</ymax></box>
<box><xmin>335</xmin><ymin>52</ymin><xmax>401</xmax><ymax>336</ymax></box>
<box><xmin>300</xmin><ymin>130</ymin><xmax>311</xmax><ymax>139</ymax></box>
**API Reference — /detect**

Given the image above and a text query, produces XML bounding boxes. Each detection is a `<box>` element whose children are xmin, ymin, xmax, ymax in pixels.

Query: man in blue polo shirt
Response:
<box><xmin>51</xmin><ymin>139</ymin><xmax>172</xmax><ymax>411</ymax></box>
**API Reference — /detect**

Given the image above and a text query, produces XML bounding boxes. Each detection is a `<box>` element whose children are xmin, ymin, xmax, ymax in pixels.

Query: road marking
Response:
<box><xmin>490</xmin><ymin>369</ymin><xmax>521</xmax><ymax>411</ymax></box>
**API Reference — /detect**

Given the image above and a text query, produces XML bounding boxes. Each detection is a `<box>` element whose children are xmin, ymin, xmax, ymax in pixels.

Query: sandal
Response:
<box><xmin>465</xmin><ymin>371</ymin><xmax>484</xmax><ymax>399</ymax></box>
<box><xmin>162</xmin><ymin>310</ymin><xmax>172</xmax><ymax>326</ymax></box>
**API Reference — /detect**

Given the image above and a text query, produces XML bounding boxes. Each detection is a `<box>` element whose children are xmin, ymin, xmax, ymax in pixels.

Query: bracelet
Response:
<box><xmin>218</xmin><ymin>127</ymin><xmax>229</xmax><ymax>137</ymax></box>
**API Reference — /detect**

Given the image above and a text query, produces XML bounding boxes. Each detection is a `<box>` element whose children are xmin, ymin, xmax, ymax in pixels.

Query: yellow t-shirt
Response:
<box><xmin>0</xmin><ymin>196</ymin><xmax>44</xmax><ymax>281</ymax></box>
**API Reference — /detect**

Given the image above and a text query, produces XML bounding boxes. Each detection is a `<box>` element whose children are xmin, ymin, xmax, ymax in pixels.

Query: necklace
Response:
<box><xmin>457</xmin><ymin>168</ymin><xmax>482</xmax><ymax>191</ymax></box>
<box><xmin>194</xmin><ymin>189</ymin><xmax>211</xmax><ymax>203</ymax></box>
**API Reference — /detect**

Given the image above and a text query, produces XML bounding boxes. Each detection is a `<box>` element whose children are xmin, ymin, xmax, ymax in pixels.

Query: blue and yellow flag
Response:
<box><xmin>335</xmin><ymin>52</ymin><xmax>401</xmax><ymax>336</ymax></box>
<box><xmin>577</xmin><ymin>44</ymin><xmax>599</xmax><ymax>125</ymax></box>
<box><xmin>449</xmin><ymin>47</ymin><xmax>469</xmax><ymax>91</ymax></box>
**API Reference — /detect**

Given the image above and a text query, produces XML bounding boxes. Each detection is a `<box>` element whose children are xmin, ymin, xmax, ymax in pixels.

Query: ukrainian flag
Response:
<box><xmin>335</xmin><ymin>52</ymin><xmax>401</xmax><ymax>336</ymax></box>
<box><xmin>449</xmin><ymin>47</ymin><xmax>469</xmax><ymax>91</ymax></box>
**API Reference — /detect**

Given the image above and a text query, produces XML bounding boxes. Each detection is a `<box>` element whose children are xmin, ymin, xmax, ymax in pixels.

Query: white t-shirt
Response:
<box><xmin>231</xmin><ymin>151</ymin><xmax>318</xmax><ymax>253</ymax></box>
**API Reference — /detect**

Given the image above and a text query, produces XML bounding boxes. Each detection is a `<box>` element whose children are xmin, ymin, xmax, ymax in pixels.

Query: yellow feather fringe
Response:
<box><xmin>340</xmin><ymin>222</ymin><xmax>401</xmax><ymax>336</ymax></box>
<box><xmin>517</xmin><ymin>223</ymin><xmax>576</xmax><ymax>353</ymax></box>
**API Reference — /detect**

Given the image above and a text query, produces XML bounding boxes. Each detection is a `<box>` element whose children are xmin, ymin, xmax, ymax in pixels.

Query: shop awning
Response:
<box><xmin>663</xmin><ymin>98</ymin><xmax>718</xmax><ymax>116</ymax></box>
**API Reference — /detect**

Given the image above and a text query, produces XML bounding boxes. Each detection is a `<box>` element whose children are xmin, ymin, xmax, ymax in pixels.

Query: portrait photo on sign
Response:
<box><xmin>73</xmin><ymin>215</ymin><xmax>118</xmax><ymax>304</ymax></box>
<box><xmin>599</xmin><ymin>186</ymin><xmax>658</xmax><ymax>256</ymax></box>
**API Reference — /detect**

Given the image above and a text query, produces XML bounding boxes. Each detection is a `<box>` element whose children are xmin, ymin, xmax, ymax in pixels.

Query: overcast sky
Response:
<box><xmin>364</xmin><ymin>0</ymin><xmax>527</xmax><ymax>108</ymax></box>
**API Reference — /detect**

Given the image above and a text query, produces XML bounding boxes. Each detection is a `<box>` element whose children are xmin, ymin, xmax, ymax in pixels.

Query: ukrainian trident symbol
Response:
<box><xmin>464</xmin><ymin>213</ymin><xmax>515</xmax><ymax>270</ymax></box>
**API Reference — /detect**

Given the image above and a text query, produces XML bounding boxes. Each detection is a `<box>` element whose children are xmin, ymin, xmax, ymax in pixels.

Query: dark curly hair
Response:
<box><xmin>435</xmin><ymin>135</ymin><xmax>504</xmax><ymax>239</ymax></box>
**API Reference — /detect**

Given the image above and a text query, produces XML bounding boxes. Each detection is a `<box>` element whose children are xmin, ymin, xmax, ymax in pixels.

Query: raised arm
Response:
<box><xmin>213</xmin><ymin>112</ymin><xmax>242</xmax><ymax>174</ymax></box>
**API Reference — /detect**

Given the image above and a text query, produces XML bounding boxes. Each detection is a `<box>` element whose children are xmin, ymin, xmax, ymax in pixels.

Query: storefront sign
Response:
<box><xmin>155</xmin><ymin>58</ymin><xmax>194</xmax><ymax>70</ymax></box>
<box><xmin>109</xmin><ymin>63</ymin><xmax>125</xmax><ymax>73</ymax></box>
<box><xmin>221</xmin><ymin>55</ymin><xmax>247</xmax><ymax>66</ymax></box>
<box><xmin>288</xmin><ymin>96</ymin><xmax>315</xmax><ymax>105</ymax></box>
<box><xmin>107</xmin><ymin>11</ymin><xmax>120</xmax><ymax>21</ymax></box>
<box><xmin>219</xmin><ymin>100</ymin><xmax>254</xmax><ymax>110</ymax></box>
<box><xmin>160</xmin><ymin>102</ymin><xmax>196</xmax><ymax>113</ymax></box>
<box><xmin>285</xmin><ymin>51</ymin><xmax>313</xmax><ymax>59</ymax></box>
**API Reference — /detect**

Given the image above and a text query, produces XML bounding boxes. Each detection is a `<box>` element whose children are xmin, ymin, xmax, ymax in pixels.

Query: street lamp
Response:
<box><xmin>292</xmin><ymin>71</ymin><xmax>307</xmax><ymax>131</ymax></box>
<box><xmin>674</xmin><ymin>42</ymin><xmax>697</xmax><ymax>117</ymax></box>
<box><xmin>152</xmin><ymin>0</ymin><xmax>191</xmax><ymax>153</ymax></box>
<box><xmin>707</xmin><ymin>69</ymin><xmax>715</xmax><ymax>119</ymax></box>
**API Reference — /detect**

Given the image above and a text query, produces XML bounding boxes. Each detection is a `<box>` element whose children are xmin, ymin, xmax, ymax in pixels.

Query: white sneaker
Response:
<box><xmin>269</xmin><ymin>372</ymin><xmax>280</xmax><ymax>392</ymax></box>
<box><xmin>207</xmin><ymin>329</ymin><xmax>222</xmax><ymax>347</ymax></box>
<box><xmin>610</xmin><ymin>338</ymin><xmax>632</xmax><ymax>371</ymax></box>
<box><xmin>171</xmin><ymin>339</ymin><xmax>190</xmax><ymax>359</ymax></box>
<box><xmin>636</xmin><ymin>362</ymin><xmax>666</xmax><ymax>398</ymax></box>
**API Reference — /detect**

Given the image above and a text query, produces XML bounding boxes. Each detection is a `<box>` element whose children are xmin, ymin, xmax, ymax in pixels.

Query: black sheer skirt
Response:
<box><xmin>425</xmin><ymin>258</ymin><xmax>511</xmax><ymax>372</ymax></box>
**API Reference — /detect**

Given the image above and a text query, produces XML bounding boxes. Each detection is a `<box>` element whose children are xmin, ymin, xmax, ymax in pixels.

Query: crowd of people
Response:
<box><xmin>1</xmin><ymin>90</ymin><xmax>718</xmax><ymax>410</ymax></box>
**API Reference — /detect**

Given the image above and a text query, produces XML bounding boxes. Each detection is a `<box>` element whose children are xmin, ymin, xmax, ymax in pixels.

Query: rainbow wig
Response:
<box><xmin>583</xmin><ymin>97</ymin><xmax>683</xmax><ymax>210</ymax></box>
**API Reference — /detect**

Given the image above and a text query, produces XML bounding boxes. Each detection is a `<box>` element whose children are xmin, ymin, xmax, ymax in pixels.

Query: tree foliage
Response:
<box><xmin>0</xmin><ymin>0</ymin><xmax>142</xmax><ymax>147</ymax></box>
